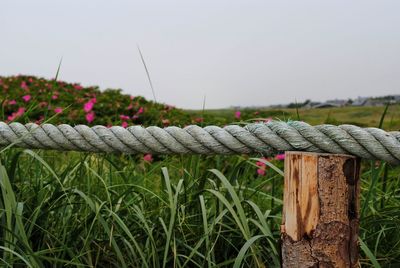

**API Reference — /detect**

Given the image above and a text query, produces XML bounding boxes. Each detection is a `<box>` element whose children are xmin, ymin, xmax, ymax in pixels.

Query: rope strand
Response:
<box><xmin>0</xmin><ymin>121</ymin><xmax>399</xmax><ymax>164</ymax></box>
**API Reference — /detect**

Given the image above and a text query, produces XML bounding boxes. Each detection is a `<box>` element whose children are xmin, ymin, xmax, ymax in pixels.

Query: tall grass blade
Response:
<box><xmin>360</xmin><ymin>237</ymin><xmax>381</xmax><ymax>268</ymax></box>
<box><xmin>137</xmin><ymin>45</ymin><xmax>157</xmax><ymax>102</ymax></box>
<box><xmin>233</xmin><ymin>235</ymin><xmax>266</xmax><ymax>268</ymax></box>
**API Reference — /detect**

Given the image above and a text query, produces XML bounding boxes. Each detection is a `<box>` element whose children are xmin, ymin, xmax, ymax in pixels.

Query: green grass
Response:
<box><xmin>0</xmin><ymin>147</ymin><xmax>399</xmax><ymax>267</ymax></box>
<box><xmin>185</xmin><ymin>104</ymin><xmax>400</xmax><ymax>130</ymax></box>
<box><xmin>1</xmin><ymin>75</ymin><xmax>400</xmax><ymax>266</ymax></box>
<box><xmin>0</xmin><ymin>150</ymin><xmax>285</xmax><ymax>267</ymax></box>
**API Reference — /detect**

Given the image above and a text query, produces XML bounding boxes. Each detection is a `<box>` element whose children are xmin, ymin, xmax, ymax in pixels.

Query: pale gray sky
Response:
<box><xmin>1</xmin><ymin>0</ymin><xmax>399</xmax><ymax>109</ymax></box>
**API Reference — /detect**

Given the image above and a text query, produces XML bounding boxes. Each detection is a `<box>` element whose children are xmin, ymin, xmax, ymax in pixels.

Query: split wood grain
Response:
<box><xmin>281</xmin><ymin>151</ymin><xmax>360</xmax><ymax>268</ymax></box>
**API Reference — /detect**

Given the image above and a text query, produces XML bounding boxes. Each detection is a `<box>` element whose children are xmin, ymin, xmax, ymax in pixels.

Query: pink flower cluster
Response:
<box><xmin>255</xmin><ymin>153</ymin><xmax>285</xmax><ymax>176</ymax></box>
<box><xmin>84</xmin><ymin>98</ymin><xmax>96</xmax><ymax>112</ymax></box>
<box><xmin>120</xmin><ymin>114</ymin><xmax>130</xmax><ymax>128</ymax></box>
<box><xmin>86</xmin><ymin>112</ymin><xmax>95</xmax><ymax>123</ymax></box>
<box><xmin>7</xmin><ymin>107</ymin><xmax>25</xmax><ymax>121</ymax></box>
<box><xmin>35</xmin><ymin>115</ymin><xmax>45</xmax><ymax>124</ymax></box>
<box><xmin>74</xmin><ymin>84</ymin><xmax>83</xmax><ymax>90</ymax></box>
<box><xmin>120</xmin><ymin>115</ymin><xmax>130</xmax><ymax>120</ymax></box>
<box><xmin>21</xmin><ymin>81</ymin><xmax>29</xmax><ymax>91</ymax></box>
<box><xmin>83</xmin><ymin>98</ymin><xmax>97</xmax><ymax>123</ymax></box>
<box><xmin>195</xmin><ymin>117</ymin><xmax>204</xmax><ymax>123</ymax></box>
<box><xmin>119</xmin><ymin>105</ymin><xmax>145</xmax><ymax>128</ymax></box>
<box><xmin>256</xmin><ymin>158</ymin><xmax>269</xmax><ymax>176</ymax></box>
<box><xmin>1</xmin><ymin>76</ymin><xmax>180</xmax><ymax>134</ymax></box>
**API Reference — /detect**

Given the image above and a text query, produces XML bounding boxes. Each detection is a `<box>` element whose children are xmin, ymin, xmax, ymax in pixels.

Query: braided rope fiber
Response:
<box><xmin>0</xmin><ymin>121</ymin><xmax>399</xmax><ymax>164</ymax></box>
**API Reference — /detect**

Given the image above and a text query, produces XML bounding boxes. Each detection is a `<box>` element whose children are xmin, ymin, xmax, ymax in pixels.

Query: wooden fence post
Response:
<box><xmin>281</xmin><ymin>151</ymin><xmax>360</xmax><ymax>267</ymax></box>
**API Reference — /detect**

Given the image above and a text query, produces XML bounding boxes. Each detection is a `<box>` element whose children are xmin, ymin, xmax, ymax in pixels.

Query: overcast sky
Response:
<box><xmin>1</xmin><ymin>1</ymin><xmax>399</xmax><ymax>109</ymax></box>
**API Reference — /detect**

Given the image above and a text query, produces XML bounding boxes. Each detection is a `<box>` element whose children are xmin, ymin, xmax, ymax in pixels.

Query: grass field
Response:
<box><xmin>0</xmin><ymin>106</ymin><xmax>398</xmax><ymax>267</ymax></box>
<box><xmin>186</xmin><ymin>104</ymin><xmax>400</xmax><ymax>130</ymax></box>
<box><xmin>1</xmin><ymin>141</ymin><xmax>399</xmax><ymax>267</ymax></box>
<box><xmin>1</xmin><ymin>76</ymin><xmax>400</xmax><ymax>267</ymax></box>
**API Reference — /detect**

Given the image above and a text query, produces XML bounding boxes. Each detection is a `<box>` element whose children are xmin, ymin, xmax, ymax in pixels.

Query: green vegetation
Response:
<box><xmin>186</xmin><ymin>105</ymin><xmax>400</xmax><ymax>130</ymax></box>
<box><xmin>2</xmin><ymin>75</ymin><xmax>399</xmax><ymax>130</ymax></box>
<box><xmin>0</xmin><ymin>151</ymin><xmax>285</xmax><ymax>267</ymax></box>
<box><xmin>0</xmin><ymin>75</ymin><xmax>191</xmax><ymax>127</ymax></box>
<box><xmin>0</xmin><ymin>75</ymin><xmax>399</xmax><ymax>267</ymax></box>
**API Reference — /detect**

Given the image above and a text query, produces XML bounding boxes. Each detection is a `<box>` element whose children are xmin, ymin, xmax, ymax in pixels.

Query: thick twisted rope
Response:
<box><xmin>0</xmin><ymin>121</ymin><xmax>399</xmax><ymax>164</ymax></box>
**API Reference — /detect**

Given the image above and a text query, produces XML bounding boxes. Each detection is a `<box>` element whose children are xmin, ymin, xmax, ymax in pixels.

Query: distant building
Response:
<box><xmin>352</xmin><ymin>97</ymin><xmax>368</xmax><ymax>106</ymax></box>
<box><xmin>303</xmin><ymin>102</ymin><xmax>320</xmax><ymax>109</ymax></box>
<box><xmin>264</xmin><ymin>94</ymin><xmax>400</xmax><ymax>109</ymax></box>
<box><xmin>388</xmin><ymin>95</ymin><xmax>400</xmax><ymax>104</ymax></box>
<box><xmin>363</xmin><ymin>99</ymin><xmax>387</xmax><ymax>107</ymax></box>
<box><xmin>312</xmin><ymin>102</ymin><xmax>341</xmax><ymax>109</ymax></box>
<box><xmin>325</xmin><ymin>99</ymin><xmax>349</xmax><ymax>107</ymax></box>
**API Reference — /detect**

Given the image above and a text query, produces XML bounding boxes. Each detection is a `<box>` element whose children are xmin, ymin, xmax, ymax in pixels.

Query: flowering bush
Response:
<box><xmin>0</xmin><ymin>75</ymin><xmax>194</xmax><ymax>127</ymax></box>
<box><xmin>0</xmin><ymin>75</ymin><xmax>284</xmax><ymax>128</ymax></box>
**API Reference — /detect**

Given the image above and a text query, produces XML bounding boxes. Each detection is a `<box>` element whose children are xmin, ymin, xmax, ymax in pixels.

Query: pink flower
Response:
<box><xmin>130</xmin><ymin>96</ymin><xmax>135</xmax><ymax>100</ymax></box>
<box><xmin>83</xmin><ymin>98</ymin><xmax>97</xmax><ymax>112</ymax></box>
<box><xmin>74</xmin><ymin>84</ymin><xmax>83</xmax><ymax>90</ymax></box>
<box><xmin>52</xmin><ymin>94</ymin><xmax>58</xmax><ymax>100</ymax></box>
<box><xmin>35</xmin><ymin>115</ymin><xmax>44</xmax><ymax>124</ymax></box>
<box><xmin>137</xmin><ymin>107</ymin><xmax>144</xmax><ymax>114</ymax></box>
<box><xmin>195</xmin><ymin>117</ymin><xmax>204</xmax><ymax>123</ymax></box>
<box><xmin>121</xmin><ymin>121</ymin><xmax>129</xmax><ymax>128</ymax></box>
<box><xmin>20</xmin><ymin>81</ymin><xmax>28</xmax><ymax>90</ymax></box>
<box><xmin>127</xmin><ymin>104</ymin><xmax>133</xmax><ymax>110</ymax></box>
<box><xmin>256</xmin><ymin>161</ymin><xmax>265</xmax><ymax>167</ymax></box>
<box><xmin>16</xmin><ymin>107</ymin><xmax>25</xmax><ymax>116</ymax></box>
<box><xmin>22</xmin><ymin>95</ymin><xmax>31</xmax><ymax>102</ymax></box>
<box><xmin>256</xmin><ymin>161</ymin><xmax>266</xmax><ymax>176</ymax></box>
<box><xmin>255</xmin><ymin>158</ymin><xmax>270</xmax><ymax>176</ymax></box>
<box><xmin>257</xmin><ymin>169</ymin><xmax>266</xmax><ymax>176</ymax></box>
<box><xmin>132</xmin><ymin>115</ymin><xmax>139</xmax><ymax>120</ymax></box>
<box><xmin>143</xmin><ymin>154</ymin><xmax>153</xmax><ymax>162</ymax></box>
<box><xmin>86</xmin><ymin>111</ymin><xmax>95</xmax><ymax>123</ymax></box>
<box><xmin>8</xmin><ymin>100</ymin><xmax>16</xmax><ymax>105</ymax></box>
<box><xmin>7</xmin><ymin>107</ymin><xmax>25</xmax><ymax>121</ymax></box>
<box><xmin>120</xmin><ymin>115</ymin><xmax>130</xmax><ymax>120</ymax></box>
<box><xmin>83</xmin><ymin>101</ymin><xmax>94</xmax><ymax>112</ymax></box>
<box><xmin>235</xmin><ymin>111</ymin><xmax>241</xmax><ymax>119</ymax></box>
<box><xmin>54</xmin><ymin>107</ymin><xmax>63</xmax><ymax>114</ymax></box>
<box><xmin>275</xmin><ymin>153</ymin><xmax>285</xmax><ymax>161</ymax></box>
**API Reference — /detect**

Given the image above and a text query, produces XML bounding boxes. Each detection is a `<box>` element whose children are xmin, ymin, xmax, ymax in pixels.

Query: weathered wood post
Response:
<box><xmin>281</xmin><ymin>151</ymin><xmax>360</xmax><ymax>267</ymax></box>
